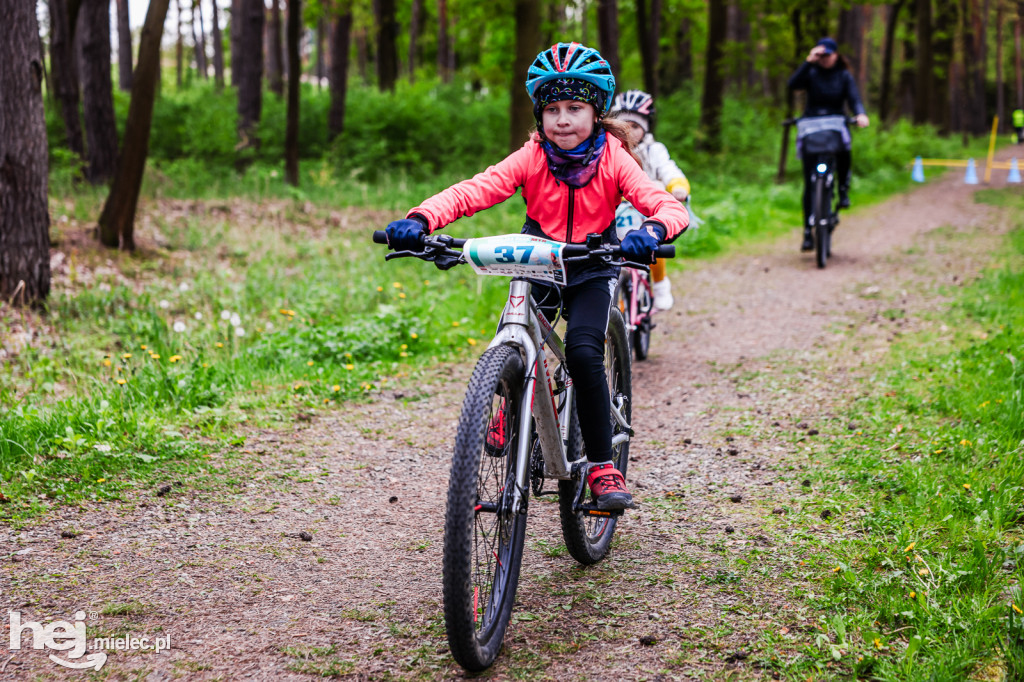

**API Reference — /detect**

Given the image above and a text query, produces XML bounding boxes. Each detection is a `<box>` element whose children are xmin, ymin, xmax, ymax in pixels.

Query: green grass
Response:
<box><xmin>752</xmin><ymin>189</ymin><xmax>1024</xmax><ymax>680</ymax></box>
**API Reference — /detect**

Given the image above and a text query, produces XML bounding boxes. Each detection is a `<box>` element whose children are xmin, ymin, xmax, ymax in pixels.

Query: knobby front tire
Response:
<box><xmin>557</xmin><ymin>307</ymin><xmax>633</xmax><ymax>565</ymax></box>
<box><xmin>443</xmin><ymin>345</ymin><xmax>529</xmax><ymax>672</ymax></box>
<box><xmin>814</xmin><ymin>173</ymin><xmax>829</xmax><ymax>269</ymax></box>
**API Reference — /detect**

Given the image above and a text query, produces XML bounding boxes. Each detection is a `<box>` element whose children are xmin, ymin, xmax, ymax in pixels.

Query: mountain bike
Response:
<box><xmin>613</xmin><ymin>202</ymin><xmax>656</xmax><ymax>360</ymax></box>
<box><xmin>372</xmin><ymin>229</ymin><xmax>674</xmax><ymax>671</ymax></box>
<box><xmin>786</xmin><ymin>115</ymin><xmax>858</xmax><ymax>269</ymax></box>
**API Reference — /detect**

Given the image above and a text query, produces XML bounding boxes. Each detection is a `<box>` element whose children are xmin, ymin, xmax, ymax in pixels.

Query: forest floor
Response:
<box><xmin>3</xmin><ymin>150</ymin><xmax>1023</xmax><ymax>681</ymax></box>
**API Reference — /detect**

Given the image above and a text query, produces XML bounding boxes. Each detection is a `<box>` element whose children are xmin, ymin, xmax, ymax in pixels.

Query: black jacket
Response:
<box><xmin>788</xmin><ymin>62</ymin><xmax>865</xmax><ymax>118</ymax></box>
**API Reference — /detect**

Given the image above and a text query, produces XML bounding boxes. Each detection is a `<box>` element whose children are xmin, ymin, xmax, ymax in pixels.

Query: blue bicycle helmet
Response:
<box><xmin>525</xmin><ymin>42</ymin><xmax>616</xmax><ymax>115</ymax></box>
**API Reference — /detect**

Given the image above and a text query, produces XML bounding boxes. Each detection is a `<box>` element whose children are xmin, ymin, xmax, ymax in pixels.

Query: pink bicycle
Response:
<box><xmin>614</xmin><ymin>202</ymin><xmax>656</xmax><ymax>361</ymax></box>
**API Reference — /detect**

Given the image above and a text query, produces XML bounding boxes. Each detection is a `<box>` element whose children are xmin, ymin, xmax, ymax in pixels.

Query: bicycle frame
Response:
<box><xmin>619</xmin><ymin>266</ymin><xmax>653</xmax><ymax>333</ymax></box>
<box><xmin>487</xmin><ymin>278</ymin><xmax>631</xmax><ymax>515</ymax></box>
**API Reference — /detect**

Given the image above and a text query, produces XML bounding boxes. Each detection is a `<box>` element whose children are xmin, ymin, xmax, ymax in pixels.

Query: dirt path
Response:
<box><xmin>3</xmin><ymin>156</ymin><xmax>1021</xmax><ymax>681</ymax></box>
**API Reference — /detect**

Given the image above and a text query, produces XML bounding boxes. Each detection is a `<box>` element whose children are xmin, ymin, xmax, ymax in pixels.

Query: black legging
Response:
<box><xmin>532</xmin><ymin>276</ymin><xmax>615</xmax><ymax>464</ymax></box>
<box><xmin>801</xmin><ymin>149</ymin><xmax>851</xmax><ymax>227</ymax></box>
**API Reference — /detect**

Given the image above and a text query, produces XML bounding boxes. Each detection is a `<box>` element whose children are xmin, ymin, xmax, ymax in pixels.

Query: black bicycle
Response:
<box><xmin>785</xmin><ymin>115</ymin><xmax>858</xmax><ymax>269</ymax></box>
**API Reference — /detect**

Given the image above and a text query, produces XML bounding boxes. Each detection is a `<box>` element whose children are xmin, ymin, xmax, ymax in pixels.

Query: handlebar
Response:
<box><xmin>782</xmin><ymin>116</ymin><xmax>861</xmax><ymax>127</ymax></box>
<box><xmin>372</xmin><ymin>230</ymin><xmax>674</xmax><ymax>268</ymax></box>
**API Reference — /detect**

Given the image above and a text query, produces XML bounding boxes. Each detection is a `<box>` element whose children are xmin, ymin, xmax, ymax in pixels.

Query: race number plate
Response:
<box><xmin>463</xmin><ymin>234</ymin><xmax>567</xmax><ymax>286</ymax></box>
<box><xmin>615</xmin><ymin>201</ymin><xmax>647</xmax><ymax>240</ymax></box>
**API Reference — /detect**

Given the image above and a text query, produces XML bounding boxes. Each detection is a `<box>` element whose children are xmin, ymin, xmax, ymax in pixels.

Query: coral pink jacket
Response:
<box><xmin>408</xmin><ymin>133</ymin><xmax>689</xmax><ymax>243</ymax></box>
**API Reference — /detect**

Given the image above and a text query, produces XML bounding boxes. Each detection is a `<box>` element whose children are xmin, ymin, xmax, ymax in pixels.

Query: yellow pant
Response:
<box><xmin>651</xmin><ymin>259</ymin><xmax>667</xmax><ymax>283</ymax></box>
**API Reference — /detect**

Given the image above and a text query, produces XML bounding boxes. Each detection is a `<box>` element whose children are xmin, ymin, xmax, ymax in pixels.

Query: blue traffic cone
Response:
<box><xmin>964</xmin><ymin>158</ymin><xmax>979</xmax><ymax>185</ymax></box>
<box><xmin>1008</xmin><ymin>158</ymin><xmax>1022</xmax><ymax>183</ymax></box>
<box><xmin>911</xmin><ymin>156</ymin><xmax>925</xmax><ymax>182</ymax></box>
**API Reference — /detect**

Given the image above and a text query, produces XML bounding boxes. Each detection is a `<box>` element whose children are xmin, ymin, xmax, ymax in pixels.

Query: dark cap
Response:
<box><xmin>816</xmin><ymin>37</ymin><xmax>838</xmax><ymax>55</ymax></box>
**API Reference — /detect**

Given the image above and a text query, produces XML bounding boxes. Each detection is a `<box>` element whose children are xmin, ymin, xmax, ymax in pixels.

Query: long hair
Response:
<box><xmin>600</xmin><ymin>117</ymin><xmax>642</xmax><ymax>167</ymax></box>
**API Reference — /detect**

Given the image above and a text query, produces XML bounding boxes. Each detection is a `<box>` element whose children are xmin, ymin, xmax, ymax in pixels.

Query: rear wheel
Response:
<box><xmin>443</xmin><ymin>345</ymin><xmax>529</xmax><ymax>671</ymax></box>
<box><xmin>813</xmin><ymin>172</ymin><xmax>829</xmax><ymax>269</ymax></box>
<box><xmin>633</xmin><ymin>273</ymin><xmax>653</xmax><ymax>361</ymax></box>
<box><xmin>557</xmin><ymin>308</ymin><xmax>632</xmax><ymax>565</ymax></box>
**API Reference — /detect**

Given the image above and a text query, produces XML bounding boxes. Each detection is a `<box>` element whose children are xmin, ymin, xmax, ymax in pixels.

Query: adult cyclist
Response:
<box><xmin>788</xmin><ymin>37</ymin><xmax>869</xmax><ymax>252</ymax></box>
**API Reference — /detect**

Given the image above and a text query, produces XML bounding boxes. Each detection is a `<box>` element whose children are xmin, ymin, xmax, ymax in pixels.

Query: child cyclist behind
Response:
<box><xmin>385</xmin><ymin>42</ymin><xmax>689</xmax><ymax>511</ymax></box>
<box><xmin>608</xmin><ymin>89</ymin><xmax>690</xmax><ymax>311</ymax></box>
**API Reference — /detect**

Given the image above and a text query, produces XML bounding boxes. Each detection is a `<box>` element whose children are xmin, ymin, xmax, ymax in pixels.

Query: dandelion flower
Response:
<box><xmin>963</xmin><ymin>483</ymin><xmax>971</xmax><ymax>490</ymax></box>
<box><xmin>873</xmin><ymin>638</ymin><xmax>883</xmax><ymax>650</ymax></box>
<box><xmin>140</xmin><ymin>344</ymin><xmax>148</xmax><ymax>350</ymax></box>
<box><xmin>266</xmin><ymin>322</ymin><xmax>274</xmax><ymax>331</ymax></box>
<box><xmin>173</xmin><ymin>321</ymin><xmax>186</xmax><ymax>333</ymax></box>
<box><xmin>332</xmin><ymin>385</ymin><xmax>341</xmax><ymax>392</ymax></box>
<box><xmin>323</xmin><ymin>398</ymin><xmax>330</xmax><ymax>404</ymax></box>
<box><xmin>177</xmin><ymin>379</ymin><xmax>187</xmax><ymax>389</ymax></box>
<box><xmin>904</xmin><ymin>542</ymin><xmax>915</xmax><ymax>552</ymax></box>
<box><xmin>410</xmin><ymin>333</ymin><xmax>418</xmax><ymax>339</ymax></box>
<box><xmin>400</xmin><ymin>352</ymin><xmax>408</xmax><ymax>358</ymax></box>
<box><xmin>230</xmin><ymin>313</ymin><xmax>241</xmax><ymax>327</ymax></box>
<box><xmin>169</xmin><ymin>355</ymin><xmax>182</xmax><ymax>363</ymax></box>
<box><xmin>221</xmin><ymin>310</ymin><xmax>232</xmax><ymax>321</ymax></box>
<box><xmin>400</xmin><ymin>344</ymin><xmax>408</xmax><ymax>350</ymax></box>
<box><xmin>97</xmin><ymin>478</ymin><xmax>106</xmax><ymax>483</ymax></box>
<box><xmin>1013</xmin><ymin>604</ymin><xmax>1023</xmax><ymax>615</ymax></box>
<box><xmin>194</xmin><ymin>312</ymin><xmax>203</xmax><ymax>320</ymax></box>
<box><xmin>294</xmin><ymin>383</ymin><xmax>302</xmax><ymax>390</ymax></box>
<box><xmin>452</xmin><ymin>321</ymin><xmax>460</xmax><ymax>327</ymax></box>
<box><xmin>216</xmin><ymin>342</ymin><xmax>224</xmax><ymax>348</ymax></box>
<box><xmin>467</xmin><ymin>338</ymin><xmax>477</xmax><ymax>346</ymax></box>
<box><xmin>832</xmin><ymin>566</ymin><xmax>841</xmax><ymax>573</ymax></box>
<box><xmin>393</xmin><ymin>282</ymin><xmax>402</xmax><ymax>289</ymax></box>
<box><xmin>201</xmin><ymin>363</ymin><xmax>209</xmax><ymax>368</ymax></box>
<box><xmin>117</xmin><ymin>379</ymin><xmax>127</xmax><ymax>385</ymax></box>
<box><xmin>399</xmin><ymin>293</ymin><xmax>406</xmax><ymax>299</ymax></box>
<box><xmin>235</xmin><ymin>327</ymin><xmax>246</xmax><ymax>337</ymax></box>
<box><xmin>307</xmin><ymin>360</ymin><xmax>315</xmax><ymax>366</ymax></box>
<box><xmin>150</xmin><ymin>354</ymin><xmax>161</xmax><ymax>360</ymax></box>
<box><xmin>179</xmin><ymin>282</ymin><xmax>190</xmax><ymax>292</ymax></box>
<box><xmin>960</xmin><ymin>439</ymin><xmax>970</xmax><ymax>445</ymax></box>
<box><xmin>159</xmin><ymin>299</ymin><xmax>170</xmax><ymax>309</ymax></box>
<box><xmin>102</xmin><ymin>359</ymin><xmax>112</xmax><ymax>367</ymax></box>
<box><xmin>423</xmin><ymin>280</ymin><xmax>430</xmax><ymax>286</ymax></box>
<box><xmin>345</xmin><ymin>364</ymin><xmax>354</xmax><ymax>371</ymax></box>
<box><xmin>910</xmin><ymin>591</ymin><xmax>916</xmax><ymax>598</ymax></box>
<box><xmin>122</xmin><ymin>353</ymin><xmax>132</xmax><ymax>359</ymax></box>
<box><xmin>376</xmin><ymin>286</ymin><xmax>384</xmax><ymax>292</ymax></box>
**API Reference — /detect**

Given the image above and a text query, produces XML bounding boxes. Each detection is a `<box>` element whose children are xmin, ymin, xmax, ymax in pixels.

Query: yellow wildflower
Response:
<box><xmin>345</xmin><ymin>364</ymin><xmax>354</xmax><ymax>371</ymax></box>
<box><xmin>97</xmin><ymin>478</ymin><xmax>106</xmax><ymax>483</ymax></box>
<box><xmin>116</xmin><ymin>379</ymin><xmax>126</xmax><ymax>385</ymax></box>
<box><xmin>307</xmin><ymin>360</ymin><xmax>315</xmax><ymax>366</ymax></box>
<box><xmin>467</xmin><ymin>338</ymin><xmax>477</xmax><ymax>346</ymax></box>
<box><xmin>140</xmin><ymin>344</ymin><xmax>148</xmax><ymax>350</ymax></box>
<box><xmin>452</xmin><ymin>321</ymin><xmax>460</xmax><ymax>327</ymax></box>
<box><xmin>904</xmin><ymin>542</ymin><xmax>915</xmax><ymax>552</ymax></box>
<box><xmin>122</xmin><ymin>353</ymin><xmax>132</xmax><ymax>359</ymax></box>
<box><xmin>377</xmin><ymin>286</ymin><xmax>383</xmax><ymax>292</ymax></box>
<box><xmin>910</xmin><ymin>591</ymin><xmax>916</xmax><ymax>598</ymax></box>
<box><xmin>410</xmin><ymin>333</ymin><xmax>418</xmax><ymax>339</ymax></box>
<box><xmin>873</xmin><ymin>638</ymin><xmax>883</xmax><ymax>650</ymax></box>
<box><xmin>332</xmin><ymin>385</ymin><xmax>341</xmax><ymax>392</ymax></box>
<box><xmin>169</xmin><ymin>355</ymin><xmax>182</xmax><ymax>363</ymax></box>
<box><xmin>399</xmin><ymin>293</ymin><xmax>406</xmax><ymax>299</ymax></box>
<box><xmin>832</xmin><ymin>566</ymin><xmax>841</xmax><ymax>573</ymax></box>
<box><xmin>102</xmin><ymin>359</ymin><xmax>112</xmax><ymax>367</ymax></box>
<box><xmin>963</xmin><ymin>483</ymin><xmax>971</xmax><ymax>490</ymax></box>
<box><xmin>150</xmin><ymin>354</ymin><xmax>161</xmax><ymax>360</ymax></box>
<box><xmin>959</xmin><ymin>439</ymin><xmax>971</xmax><ymax>446</ymax></box>
<box><xmin>216</xmin><ymin>342</ymin><xmax>224</xmax><ymax>348</ymax></box>
<box><xmin>401</xmin><ymin>344</ymin><xmax>408</xmax><ymax>350</ymax></box>
<box><xmin>400</xmin><ymin>352</ymin><xmax>408</xmax><ymax>358</ymax></box>
<box><xmin>1013</xmin><ymin>604</ymin><xmax>1023</xmax><ymax>615</ymax></box>
<box><xmin>918</xmin><ymin>568</ymin><xmax>929</xmax><ymax>575</ymax></box>
<box><xmin>393</xmin><ymin>282</ymin><xmax>402</xmax><ymax>288</ymax></box>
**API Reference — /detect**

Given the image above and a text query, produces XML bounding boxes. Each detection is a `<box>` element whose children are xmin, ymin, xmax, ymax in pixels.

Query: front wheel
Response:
<box><xmin>558</xmin><ymin>307</ymin><xmax>632</xmax><ymax>565</ymax></box>
<box><xmin>443</xmin><ymin>345</ymin><xmax>529</xmax><ymax>671</ymax></box>
<box><xmin>813</xmin><ymin>172</ymin><xmax>830</xmax><ymax>269</ymax></box>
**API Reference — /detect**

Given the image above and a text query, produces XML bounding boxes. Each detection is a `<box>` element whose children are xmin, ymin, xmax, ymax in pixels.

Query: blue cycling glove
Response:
<box><xmin>620</xmin><ymin>223</ymin><xmax>665</xmax><ymax>263</ymax></box>
<box><xmin>385</xmin><ymin>216</ymin><xmax>428</xmax><ymax>251</ymax></box>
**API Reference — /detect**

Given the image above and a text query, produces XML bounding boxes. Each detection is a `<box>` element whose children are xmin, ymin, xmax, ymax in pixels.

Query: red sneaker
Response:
<box><xmin>586</xmin><ymin>463</ymin><xmax>635</xmax><ymax>510</ymax></box>
<box><xmin>484</xmin><ymin>401</ymin><xmax>506</xmax><ymax>456</ymax></box>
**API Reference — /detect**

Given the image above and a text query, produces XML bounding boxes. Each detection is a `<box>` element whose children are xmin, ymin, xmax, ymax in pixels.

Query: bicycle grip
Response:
<box><xmin>372</xmin><ymin>230</ymin><xmax>388</xmax><ymax>245</ymax></box>
<box><xmin>656</xmin><ymin>245</ymin><xmax>675</xmax><ymax>259</ymax></box>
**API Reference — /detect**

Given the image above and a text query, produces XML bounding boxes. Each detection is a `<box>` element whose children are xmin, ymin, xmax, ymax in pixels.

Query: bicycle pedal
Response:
<box><xmin>574</xmin><ymin>504</ymin><xmax>625</xmax><ymax>518</ymax></box>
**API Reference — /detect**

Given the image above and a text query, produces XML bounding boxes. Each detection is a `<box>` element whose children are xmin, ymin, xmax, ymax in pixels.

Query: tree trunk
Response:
<box><xmin>897</xmin><ymin>8</ymin><xmax>916</xmax><ymax>119</ymax></box>
<box><xmin>438</xmin><ymin>0</ymin><xmax>451</xmax><ymax>82</ymax></box>
<box><xmin>511</xmin><ymin>0</ymin><xmax>540</xmax><ymax>151</ymax></box>
<box><xmin>328</xmin><ymin>4</ymin><xmax>351</xmax><ymax>140</ymax></box>
<box><xmin>116</xmin><ymin>0</ymin><xmax>133</xmax><ymax>90</ymax></box>
<box><xmin>177</xmin><ymin>0</ymin><xmax>184</xmax><ymax>86</ymax></box>
<box><xmin>725</xmin><ymin>3</ymin><xmax>753</xmax><ymax>94</ymax></box>
<box><xmin>191</xmin><ymin>1</ymin><xmax>206</xmax><ymax>79</ymax></box>
<box><xmin>931</xmin><ymin>0</ymin><xmax>954</xmax><ymax>132</ymax></box>
<box><xmin>196</xmin><ymin>0</ymin><xmax>208</xmax><ymax>79</ymax></box>
<box><xmin>48</xmin><ymin>0</ymin><xmax>85</xmax><ymax>156</ymax></box>
<box><xmin>963</xmin><ymin>0</ymin><xmax>989</xmax><ymax>135</ymax></box>
<box><xmin>267</xmin><ymin>0</ymin><xmax>284</xmax><ymax>96</ymax></box>
<box><xmin>80</xmin><ymin>0</ymin><xmax>119</xmax><ymax>184</ymax></box>
<box><xmin>376</xmin><ymin>0</ymin><xmax>397</xmax><ymax>91</ymax></box>
<box><xmin>913</xmin><ymin>0</ymin><xmax>933</xmax><ymax>124</ymax></box>
<box><xmin>996</xmin><ymin>0</ymin><xmax>1005</xmax><ymax>132</ymax></box>
<box><xmin>211</xmin><ymin>0</ymin><xmax>225</xmax><ymax>89</ymax></box>
<box><xmin>596</xmin><ymin>0</ymin><xmax>621</xmax><ymax>78</ymax></box>
<box><xmin>804</xmin><ymin>0</ymin><xmax>829</xmax><ymax>42</ymax></box>
<box><xmin>98</xmin><ymin>0</ymin><xmax>171</xmax><ymax>251</ymax></box>
<box><xmin>879</xmin><ymin>0</ymin><xmax>905</xmax><ymax>122</ymax></box>
<box><xmin>699</xmin><ymin>0</ymin><xmax>727</xmax><ymax>152</ymax></box>
<box><xmin>0</xmin><ymin>0</ymin><xmax>51</xmax><ymax>305</ymax></box>
<box><xmin>237</xmin><ymin>0</ymin><xmax>265</xmax><ymax>157</ymax></box>
<box><xmin>837</xmin><ymin>5</ymin><xmax>867</xmax><ymax>93</ymax></box>
<box><xmin>408</xmin><ymin>0</ymin><xmax>422</xmax><ymax>83</ymax></box>
<box><xmin>231</xmin><ymin>0</ymin><xmax>242</xmax><ymax>86</ymax></box>
<box><xmin>1016</xmin><ymin>0</ymin><xmax>1023</xmax><ymax>109</ymax></box>
<box><xmin>315</xmin><ymin>14</ymin><xmax>326</xmax><ymax>85</ymax></box>
<box><xmin>637</xmin><ymin>0</ymin><xmax>662</xmax><ymax>98</ymax></box>
<box><xmin>355</xmin><ymin>26</ymin><xmax>368</xmax><ymax>84</ymax></box>
<box><xmin>285</xmin><ymin>0</ymin><xmax>300</xmax><ymax>185</ymax></box>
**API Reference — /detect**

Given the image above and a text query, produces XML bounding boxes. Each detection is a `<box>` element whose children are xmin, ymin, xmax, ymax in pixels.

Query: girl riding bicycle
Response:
<box><xmin>608</xmin><ymin>89</ymin><xmax>690</xmax><ymax>310</ymax></box>
<box><xmin>385</xmin><ymin>42</ymin><xmax>688</xmax><ymax>511</ymax></box>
